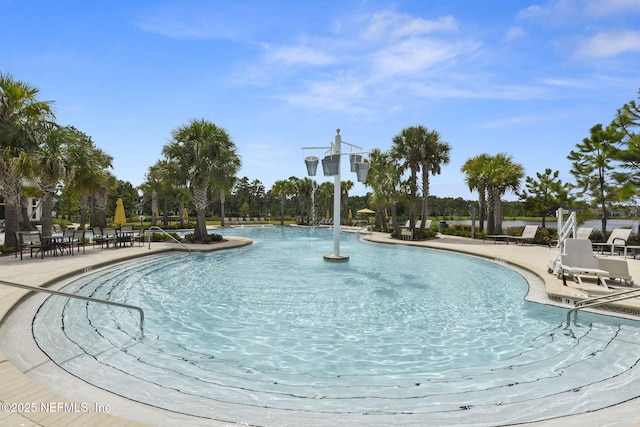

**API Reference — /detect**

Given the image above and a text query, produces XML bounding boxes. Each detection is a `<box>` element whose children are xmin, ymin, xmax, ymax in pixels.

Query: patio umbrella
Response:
<box><xmin>183</xmin><ymin>207</ymin><xmax>189</xmax><ymax>221</ymax></box>
<box><xmin>114</xmin><ymin>198</ymin><xmax>126</xmax><ymax>225</ymax></box>
<box><xmin>348</xmin><ymin>209</ymin><xmax>352</xmax><ymax>219</ymax></box>
<box><xmin>357</xmin><ymin>208</ymin><xmax>375</xmax><ymax>215</ymax></box>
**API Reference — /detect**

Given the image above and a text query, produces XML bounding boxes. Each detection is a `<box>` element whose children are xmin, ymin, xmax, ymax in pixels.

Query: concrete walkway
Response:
<box><xmin>1</xmin><ymin>231</ymin><xmax>640</xmax><ymax>426</ymax></box>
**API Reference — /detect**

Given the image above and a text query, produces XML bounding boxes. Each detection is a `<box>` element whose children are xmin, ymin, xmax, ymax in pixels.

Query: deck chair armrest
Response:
<box><xmin>612</xmin><ymin>237</ymin><xmax>628</xmax><ymax>245</ymax></box>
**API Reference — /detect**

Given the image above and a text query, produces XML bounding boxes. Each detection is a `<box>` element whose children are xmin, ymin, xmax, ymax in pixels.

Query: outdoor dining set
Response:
<box><xmin>14</xmin><ymin>226</ymin><xmax>141</xmax><ymax>260</ymax></box>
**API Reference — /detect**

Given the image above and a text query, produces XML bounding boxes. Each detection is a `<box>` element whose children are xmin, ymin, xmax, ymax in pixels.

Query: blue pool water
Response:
<box><xmin>32</xmin><ymin>227</ymin><xmax>640</xmax><ymax>425</ymax></box>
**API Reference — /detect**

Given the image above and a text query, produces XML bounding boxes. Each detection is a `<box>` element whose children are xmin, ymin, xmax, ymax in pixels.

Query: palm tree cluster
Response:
<box><xmin>0</xmin><ymin>73</ymin><xmax>114</xmax><ymax>247</ymax></box>
<box><xmin>152</xmin><ymin>119</ymin><xmax>241</xmax><ymax>241</ymax></box>
<box><xmin>461</xmin><ymin>153</ymin><xmax>525</xmax><ymax>235</ymax></box>
<box><xmin>365</xmin><ymin>125</ymin><xmax>451</xmax><ymax>235</ymax></box>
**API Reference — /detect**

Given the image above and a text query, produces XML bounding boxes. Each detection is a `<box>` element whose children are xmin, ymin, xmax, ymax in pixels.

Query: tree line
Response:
<box><xmin>3</xmin><ymin>70</ymin><xmax>640</xmax><ymax>247</ymax></box>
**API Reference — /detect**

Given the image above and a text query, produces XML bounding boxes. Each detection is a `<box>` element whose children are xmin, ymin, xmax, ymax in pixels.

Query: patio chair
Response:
<box><xmin>118</xmin><ymin>225</ymin><xmax>135</xmax><ymax>246</ymax></box>
<box><xmin>101</xmin><ymin>228</ymin><xmax>118</xmax><ymax>248</ymax></box>
<box><xmin>59</xmin><ymin>229</ymin><xmax>75</xmax><ymax>255</ymax></box>
<box><xmin>15</xmin><ymin>231</ymin><xmax>45</xmax><ymax>260</ymax></box>
<box><xmin>71</xmin><ymin>229</ymin><xmax>86</xmax><ymax>254</ymax></box>
<box><xmin>592</xmin><ymin>228</ymin><xmax>632</xmax><ymax>257</ymax></box>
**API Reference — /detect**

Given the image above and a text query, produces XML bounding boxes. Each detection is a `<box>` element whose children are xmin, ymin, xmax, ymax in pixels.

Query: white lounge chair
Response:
<box><xmin>484</xmin><ymin>225</ymin><xmax>538</xmax><ymax>245</ymax></box>
<box><xmin>593</xmin><ymin>228</ymin><xmax>632</xmax><ymax>257</ymax></box>
<box><xmin>561</xmin><ymin>238</ymin><xmax>611</xmax><ymax>289</ymax></box>
<box><xmin>575</xmin><ymin>227</ymin><xmax>593</xmax><ymax>239</ymax></box>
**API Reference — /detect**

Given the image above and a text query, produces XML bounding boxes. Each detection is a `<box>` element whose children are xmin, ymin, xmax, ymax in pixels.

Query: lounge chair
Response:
<box><xmin>484</xmin><ymin>225</ymin><xmax>538</xmax><ymax>245</ymax></box>
<box><xmin>576</xmin><ymin>227</ymin><xmax>593</xmax><ymax>239</ymax></box>
<box><xmin>560</xmin><ymin>238</ymin><xmax>612</xmax><ymax>289</ymax></box>
<box><xmin>592</xmin><ymin>228</ymin><xmax>633</xmax><ymax>257</ymax></box>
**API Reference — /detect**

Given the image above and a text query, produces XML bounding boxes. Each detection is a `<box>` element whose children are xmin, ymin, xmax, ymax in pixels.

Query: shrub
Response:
<box><xmin>438</xmin><ymin>224</ymin><xmax>485</xmax><ymax>239</ymax></box>
<box><xmin>184</xmin><ymin>232</ymin><xmax>223</xmax><ymax>243</ymax></box>
<box><xmin>413</xmin><ymin>229</ymin><xmax>437</xmax><ymax>240</ymax></box>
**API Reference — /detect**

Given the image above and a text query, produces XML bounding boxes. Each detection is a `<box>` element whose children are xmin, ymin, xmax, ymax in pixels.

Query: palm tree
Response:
<box><xmin>212</xmin><ymin>154</ymin><xmax>241</xmax><ymax>227</ymax></box>
<box><xmin>365</xmin><ymin>148</ymin><xmax>402</xmax><ymax>233</ymax></box>
<box><xmin>271</xmin><ymin>179</ymin><xmax>296</xmax><ymax>225</ymax></box>
<box><xmin>341</xmin><ymin>180</ymin><xmax>354</xmax><ymax>225</ymax></box>
<box><xmin>214</xmin><ymin>174</ymin><xmax>237</xmax><ymax>227</ymax></box>
<box><xmin>65</xmin><ymin>127</ymin><xmax>113</xmax><ymax>229</ymax></box>
<box><xmin>147</xmin><ymin>159</ymin><xmax>186</xmax><ymax>227</ymax></box>
<box><xmin>418</xmin><ymin>128</ymin><xmax>451</xmax><ymax>231</ymax></box>
<box><xmin>461</xmin><ymin>153</ymin><xmax>491</xmax><ymax>232</ymax></box>
<box><xmin>162</xmin><ymin>119</ymin><xmax>239</xmax><ymax>241</ymax></box>
<box><xmin>486</xmin><ymin>153</ymin><xmax>525</xmax><ymax>234</ymax></box>
<box><xmin>316</xmin><ymin>181</ymin><xmax>334</xmax><ymax>222</ymax></box>
<box><xmin>34</xmin><ymin>125</ymin><xmax>73</xmax><ymax>236</ymax></box>
<box><xmin>0</xmin><ymin>72</ymin><xmax>54</xmax><ymax>248</ymax></box>
<box><xmin>92</xmin><ymin>172</ymin><xmax>118</xmax><ymax>227</ymax></box>
<box><xmin>391</xmin><ymin>126</ymin><xmax>424</xmax><ymax>231</ymax></box>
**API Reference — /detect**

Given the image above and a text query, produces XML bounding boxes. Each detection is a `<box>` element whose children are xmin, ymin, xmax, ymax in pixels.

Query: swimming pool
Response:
<box><xmin>31</xmin><ymin>227</ymin><xmax>640</xmax><ymax>425</ymax></box>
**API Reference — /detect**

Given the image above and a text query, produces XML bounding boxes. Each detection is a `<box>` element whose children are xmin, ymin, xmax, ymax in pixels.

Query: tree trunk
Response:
<box><xmin>420</xmin><ymin>174</ymin><xmax>430</xmax><ymax>232</ymax></box>
<box><xmin>390</xmin><ymin>204</ymin><xmax>399</xmax><ymax>235</ymax></box>
<box><xmin>477</xmin><ymin>190</ymin><xmax>486</xmax><ymax>233</ymax></box>
<box><xmin>219</xmin><ymin>193</ymin><xmax>226</xmax><ymax>227</ymax></box>
<box><xmin>40</xmin><ymin>190</ymin><xmax>54</xmax><ymax>237</ymax></box>
<box><xmin>79</xmin><ymin>194</ymin><xmax>89</xmax><ymax>229</ymax></box>
<box><xmin>163</xmin><ymin>196</ymin><xmax>169</xmax><ymax>227</ymax></box>
<box><xmin>151</xmin><ymin>190</ymin><xmax>158</xmax><ymax>227</ymax></box>
<box><xmin>1</xmin><ymin>171</ymin><xmax>23</xmax><ymax>248</ymax></box>
<box><xmin>21</xmin><ymin>199</ymin><xmax>34</xmax><ymax>230</ymax></box>
<box><xmin>600</xmin><ymin>199</ymin><xmax>608</xmax><ymax>239</ymax></box>
<box><xmin>94</xmin><ymin>189</ymin><xmax>108</xmax><ymax>228</ymax></box>
<box><xmin>4</xmin><ymin>202</ymin><xmax>20</xmax><ymax>249</ymax></box>
<box><xmin>279</xmin><ymin>197</ymin><xmax>285</xmax><ymax>225</ymax></box>
<box><xmin>493</xmin><ymin>188</ymin><xmax>504</xmax><ymax>234</ymax></box>
<box><xmin>192</xmin><ymin>185</ymin><xmax>209</xmax><ymax>241</ymax></box>
<box><xmin>487</xmin><ymin>190</ymin><xmax>495</xmax><ymax>235</ymax></box>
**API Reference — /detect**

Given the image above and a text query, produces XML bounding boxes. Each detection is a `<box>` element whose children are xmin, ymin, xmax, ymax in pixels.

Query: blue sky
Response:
<box><xmin>4</xmin><ymin>0</ymin><xmax>640</xmax><ymax>200</ymax></box>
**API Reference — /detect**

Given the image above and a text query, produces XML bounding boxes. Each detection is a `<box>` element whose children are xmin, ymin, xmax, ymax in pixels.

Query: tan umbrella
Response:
<box><xmin>183</xmin><ymin>207</ymin><xmax>189</xmax><ymax>221</ymax></box>
<box><xmin>114</xmin><ymin>198</ymin><xmax>126</xmax><ymax>225</ymax></box>
<box><xmin>348</xmin><ymin>209</ymin><xmax>352</xmax><ymax>219</ymax></box>
<box><xmin>357</xmin><ymin>208</ymin><xmax>375</xmax><ymax>214</ymax></box>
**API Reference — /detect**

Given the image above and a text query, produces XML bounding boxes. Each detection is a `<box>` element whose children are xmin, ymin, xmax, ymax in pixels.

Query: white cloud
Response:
<box><xmin>277</xmin><ymin>77</ymin><xmax>369</xmax><ymax>115</ymax></box>
<box><xmin>583</xmin><ymin>0</ymin><xmax>640</xmax><ymax>16</ymax></box>
<box><xmin>370</xmin><ymin>38</ymin><xmax>466</xmax><ymax>77</ymax></box>
<box><xmin>574</xmin><ymin>30</ymin><xmax>640</xmax><ymax>58</ymax></box>
<box><xmin>361</xmin><ymin>11</ymin><xmax>458</xmax><ymax>41</ymax></box>
<box><xmin>504</xmin><ymin>27</ymin><xmax>526</xmax><ymax>42</ymax></box>
<box><xmin>516</xmin><ymin>0</ymin><xmax>581</xmax><ymax>25</ymax></box>
<box><xmin>479</xmin><ymin>115</ymin><xmax>540</xmax><ymax>129</ymax></box>
<box><xmin>264</xmin><ymin>45</ymin><xmax>337</xmax><ymax>67</ymax></box>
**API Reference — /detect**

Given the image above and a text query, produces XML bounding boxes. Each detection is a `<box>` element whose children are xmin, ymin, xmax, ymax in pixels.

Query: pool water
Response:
<box><xmin>32</xmin><ymin>227</ymin><xmax>640</xmax><ymax>425</ymax></box>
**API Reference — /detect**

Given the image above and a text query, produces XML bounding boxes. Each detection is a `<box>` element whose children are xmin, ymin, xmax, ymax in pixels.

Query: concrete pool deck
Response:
<box><xmin>1</xmin><ymin>230</ymin><xmax>640</xmax><ymax>426</ymax></box>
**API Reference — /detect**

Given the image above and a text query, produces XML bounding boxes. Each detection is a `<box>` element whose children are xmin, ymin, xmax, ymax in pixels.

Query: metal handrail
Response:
<box><xmin>146</xmin><ymin>225</ymin><xmax>192</xmax><ymax>254</ymax></box>
<box><xmin>565</xmin><ymin>287</ymin><xmax>640</xmax><ymax>328</ymax></box>
<box><xmin>0</xmin><ymin>280</ymin><xmax>144</xmax><ymax>335</ymax></box>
